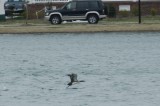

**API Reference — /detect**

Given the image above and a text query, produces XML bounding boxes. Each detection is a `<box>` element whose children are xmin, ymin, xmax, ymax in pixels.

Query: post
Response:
<box><xmin>25</xmin><ymin>4</ymin><xmax>28</xmax><ymax>25</ymax></box>
<box><xmin>138</xmin><ymin>0</ymin><xmax>141</xmax><ymax>24</ymax></box>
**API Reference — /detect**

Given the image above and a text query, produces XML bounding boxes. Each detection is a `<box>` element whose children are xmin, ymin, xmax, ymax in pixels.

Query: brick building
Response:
<box><xmin>103</xmin><ymin>0</ymin><xmax>160</xmax><ymax>17</ymax></box>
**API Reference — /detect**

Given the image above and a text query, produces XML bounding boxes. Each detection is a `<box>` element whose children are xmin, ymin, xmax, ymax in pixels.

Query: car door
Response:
<box><xmin>61</xmin><ymin>1</ymin><xmax>77</xmax><ymax>20</ymax></box>
<box><xmin>76</xmin><ymin>1</ymin><xmax>89</xmax><ymax>18</ymax></box>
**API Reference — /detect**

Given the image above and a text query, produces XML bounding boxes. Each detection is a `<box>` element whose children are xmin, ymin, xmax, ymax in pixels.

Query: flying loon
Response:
<box><xmin>67</xmin><ymin>73</ymin><xmax>85</xmax><ymax>88</ymax></box>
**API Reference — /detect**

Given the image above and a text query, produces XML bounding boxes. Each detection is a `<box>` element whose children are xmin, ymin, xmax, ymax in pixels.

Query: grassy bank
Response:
<box><xmin>0</xmin><ymin>16</ymin><xmax>160</xmax><ymax>34</ymax></box>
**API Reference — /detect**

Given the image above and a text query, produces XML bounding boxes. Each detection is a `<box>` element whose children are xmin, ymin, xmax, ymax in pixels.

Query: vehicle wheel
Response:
<box><xmin>87</xmin><ymin>14</ymin><xmax>98</xmax><ymax>24</ymax></box>
<box><xmin>50</xmin><ymin>15</ymin><xmax>62</xmax><ymax>25</ymax></box>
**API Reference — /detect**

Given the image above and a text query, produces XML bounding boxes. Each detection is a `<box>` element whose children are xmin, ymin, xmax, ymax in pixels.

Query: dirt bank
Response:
<box><xmin>0</xmin><ymin>23</ymin><xmax>160</xmax><ymax>34</ymax></box>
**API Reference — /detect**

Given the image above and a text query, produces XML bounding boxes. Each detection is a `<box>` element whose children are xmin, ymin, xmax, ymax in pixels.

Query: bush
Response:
<box><xmin>119</xmin><ymin>10</ymin><xmax>130</xmax><ymax>17</ymax></box>
<box><xmin>108</xmin><ymin>6</ymin><xmax>116</xmax><ymax>18</ymax></box>
<box><xmin>132</xmin><ymin>7</ymin><xmax>139</xmax><ymax>16</ymax></box>
<box><xmin>150</xmin><ymin>8</ymin><xmax>157</xmax><ymax>16</ymax></box>
<box><xmin>20</xmin><ymin>11</ymin><xmax>26</xmax><ymax>18</ymax></box>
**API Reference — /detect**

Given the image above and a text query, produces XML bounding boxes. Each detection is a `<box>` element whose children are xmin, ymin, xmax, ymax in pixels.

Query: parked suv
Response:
<box><xmin>45</xmin><ymin>0</ymin><xmax>106</xmax><ymax>24</ymax></box>
<box><xmin>4</xmin><ymin>0</ymin><xmax>26</xmax><ymax>16</ymax></box>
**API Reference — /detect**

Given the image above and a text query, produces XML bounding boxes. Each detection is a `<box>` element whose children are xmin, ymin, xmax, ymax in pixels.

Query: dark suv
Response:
<box><xmin>4</xmin><ymin>0</ymin><xmax>26</xmax><ymax>16</ymax></box>
<box><xmin>45</xmin><ymin>0</ymin><xmax>106</xmax><ymax>24</ymax></box>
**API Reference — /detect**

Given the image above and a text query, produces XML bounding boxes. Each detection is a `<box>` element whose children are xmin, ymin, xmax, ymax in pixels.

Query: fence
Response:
<box><xmin>102</xmin><ymin>1</ymin><xmax>160</xmax><ymax>24</ymax></box>
<box><xmin>4</xmin><ymin>1</ymin><xmax>160</xmax><ymax>24</ymax></box>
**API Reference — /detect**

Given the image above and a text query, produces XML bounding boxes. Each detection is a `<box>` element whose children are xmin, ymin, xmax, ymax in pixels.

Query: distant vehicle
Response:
<box><xmin>4</xmin><ymin>0</ymin><xmax>26</xmax><ymax>16</ymax></box>
<box><xmin>45</xmin><ymin>0</ymin><xmax>106</xmax><ymax>24</ymax></box>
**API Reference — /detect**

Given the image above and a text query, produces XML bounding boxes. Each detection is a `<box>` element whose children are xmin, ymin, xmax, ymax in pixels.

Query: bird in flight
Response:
<box><xmin>67</xmin><ymin>73</ymin><xmax>85</xmax><ymax>88</ymax></box>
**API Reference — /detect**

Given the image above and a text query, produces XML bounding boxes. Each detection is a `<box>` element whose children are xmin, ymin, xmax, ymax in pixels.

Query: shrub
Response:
<box><xmin>132</xmin><ymin>7</ymin><xmax>139</xmax><ymax>16</ymax></box>
<box><xmin>108</xmin><ymin>6</ymin><xmax>116</xmax><ymax>18</ymax></box>
<box><xmin>119</xmin><ymin>10</ymin><xmax>130</xmax><ymax>17</ymax></box>
<box><xmin>20</xmin><ymin>11</ymin><xmax>26</xmax><ymax>18</ymax></box>
<box><xmin>150</xmin><ymin>8</ymin><xmax>157</xmax><ymax>16</ymax></box>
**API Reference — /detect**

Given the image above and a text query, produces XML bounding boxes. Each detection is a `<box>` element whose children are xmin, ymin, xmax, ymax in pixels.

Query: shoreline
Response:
<box><xmin>0</xmin><ymin>23</ymin><xmax>160</xmax><ymax>34</ymax></box>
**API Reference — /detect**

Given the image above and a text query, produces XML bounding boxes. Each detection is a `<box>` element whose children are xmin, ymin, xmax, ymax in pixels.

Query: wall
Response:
<box><xmin>104</xmin><ymin>1</ymin><xmax>160</xmax><ymax>17</ymax></box>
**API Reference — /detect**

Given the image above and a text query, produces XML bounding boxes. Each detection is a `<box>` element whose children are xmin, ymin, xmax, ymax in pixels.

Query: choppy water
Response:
<box><xmin>0</xmin><ymin>32</ymin><xmax>160</xmax><ymax>106</ymax></box>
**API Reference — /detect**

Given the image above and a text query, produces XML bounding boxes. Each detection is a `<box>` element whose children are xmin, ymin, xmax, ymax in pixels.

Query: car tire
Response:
<box><xmin>87</xmin><ymin>14</ymin><xmax>99</xmax><ymax>24</ymax></box>
<box><xmin>50</xmin><ymin>15</ymin><xmax>62</xmax><ymax>25</ymax></box>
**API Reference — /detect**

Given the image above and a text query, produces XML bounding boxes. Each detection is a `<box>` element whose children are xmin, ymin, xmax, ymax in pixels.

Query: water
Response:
<box><xmin>0</xmin><ymin>32</ymin><xmax>160</xmax><ymax>106</ymax></box>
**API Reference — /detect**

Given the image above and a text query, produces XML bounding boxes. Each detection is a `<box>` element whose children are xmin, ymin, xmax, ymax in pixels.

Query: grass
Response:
<box><xmin>0</xmin><ymin>16</ymin><xmax>160</xmax><ymax>33</ymax></box>
<box><xmin>101</xmin><ymin>16</ymin><xmax>160</xmax><ymax>24</ymax></box>
<box><xmin>0</xmin><ymin>19</ymin><xmax>48</xmax><ymax>26</ymax></box>
<box><xmin>1</xmin><ymin>15</ymin><xmax>160</xmax><ymax>25</ymax></box>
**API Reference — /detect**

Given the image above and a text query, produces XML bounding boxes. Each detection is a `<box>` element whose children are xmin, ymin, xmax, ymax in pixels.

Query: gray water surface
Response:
<box><xmin>0</xmin><ymin>32</ymin><xmax>160</xmax><ymax>106</ymax></box>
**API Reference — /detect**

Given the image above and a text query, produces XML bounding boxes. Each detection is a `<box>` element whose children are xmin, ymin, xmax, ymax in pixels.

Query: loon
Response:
<box><xmin>67</xmin><ymin>73</ymin><xmax>85</xmax><ymax>88</ymax></box>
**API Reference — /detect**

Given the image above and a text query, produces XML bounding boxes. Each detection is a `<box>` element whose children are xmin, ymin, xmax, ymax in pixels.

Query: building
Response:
<box><xmin>0</xmin><ymin>0</ymin><xmax>5</xmax><ymax>20</ymax></box>
<box><xmin>102</xmin><ymin>0</ymin><xmax>160</xmax><ymax>17</ymax></box>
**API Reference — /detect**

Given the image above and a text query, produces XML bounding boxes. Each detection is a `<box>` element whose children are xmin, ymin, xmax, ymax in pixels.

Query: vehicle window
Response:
<box><xmin>89</xmin><ymin>1</ymin><xmax>99</xmax><ymax>9</ymax></box>
<box><xmin>66</xmin><ymin>2</ymin><xmax>76</xmax><ymax>10</ymax></box>
<box><xmin>77</xmin><ymin>1</ymin><xmax>88</xmax><ymax>10</ymax></box>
